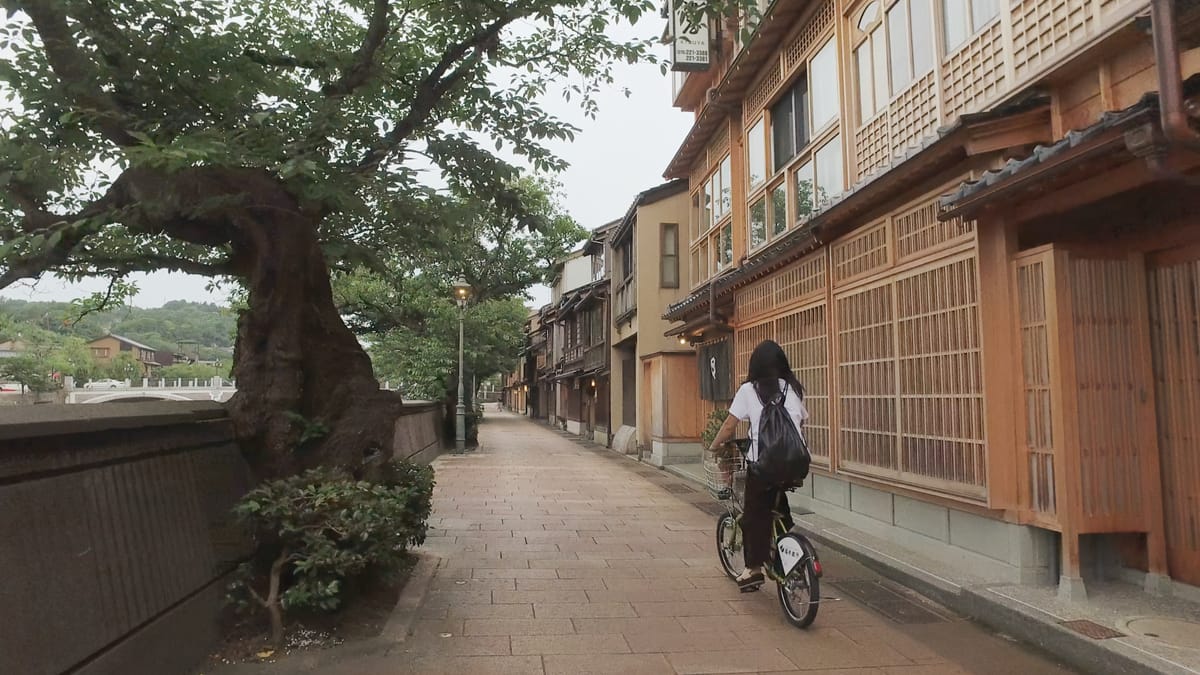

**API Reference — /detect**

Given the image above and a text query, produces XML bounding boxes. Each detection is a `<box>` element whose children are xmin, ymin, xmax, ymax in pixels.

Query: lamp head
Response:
<box><xmin>452</xmin><ymin>278</ymin><xmax>472</xmax><ymax>303</ymax></box>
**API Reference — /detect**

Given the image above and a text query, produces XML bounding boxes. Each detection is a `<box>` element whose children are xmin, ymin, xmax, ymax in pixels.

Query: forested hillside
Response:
<box><xmin>0</xmin><ymin>299</ymin><xmax>236</xmax><ymax>354</ymax></box>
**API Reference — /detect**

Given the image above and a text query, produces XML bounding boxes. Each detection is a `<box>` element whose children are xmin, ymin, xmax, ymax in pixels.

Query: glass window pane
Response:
<box><xmin>815</xmin><ymin>135</ymin><xmax>844</xmax><ymax>205</ymax></box>
<box><xmin>943</xmin><ymin>0</ymin><xmax>967</xmax><ymax>52</ymax></box>
<box><xmin>690</xmin><ymin>193</ymin><xmax>700</xmax><ymax>241</ymax></box>
<box><xmin>748</xmin><ymin>118</ymin><xmax>766</xmax><ymax>187</ymax></box>
<box><xmin>871</xmin><ymin>32</ymin><xmax>888</xmax><ymax>108</ymax></box>
<box><xmin>771</xmin><ymin>94</ymin><xmax>794</xmax><ymax>171</ymax></box>
<box><xmin>793</xmin><ymin>76</ymin><xmax>809</xmax><ymax>149</ymax></box>
<box><xmin>858</xmin><ymin>1</ymin><xmax>879</xmax><ymax>29</ymax></box>
<box><xmin>887</xmin><ymin>1</ymin><xmax>911</xmax><ymax>94</ymax></box>
<box><xmin>720</xmin><ymin>155</ymin><xmax>732</xmax><ymax>215</ymax></box>
<box><xmin>972</xmin><ymin>0</ymin><xmax>999</xmax><ymax>31</ymax></box>
<box><xmin>793</xmin><ymin>160</ymin><xmax>815</xmax><ymax>221</ymax></box>
<box><xmin>810</xmin><ymin>39</ymin><xmax>839</xmax><ymax>131</ymax></box>
<box><xmin>750</xmin><ymin>199</ymin><xmax>767</xmax><ymax>249</ymax></box>
<box><xmin>770</xmin><ymin>182</ymin><xmax>787</xmax><ymax>236</ymax></box>
<box><xmin>703</xmin><ymin>178</ymin><xmax>713</xmax><ymax>229</ymax></box>
<box><xmin>910</xmin><ymin>0</ymin><xmax>934</xmax><ymax>76</ymax></box>
<box><xmin>663</xmin><ymin>223</ymin><xmax>677</xmax><ymax>255</ymax></box>
<box><xmin>721</xmin><ymin>223</ymin><xmax>733</xmax><ymax>265</ymax></box>
<box><xmin>855</xmin><ymin>44</ymin><xmax>875</xmax><ymax>120</ymax></box>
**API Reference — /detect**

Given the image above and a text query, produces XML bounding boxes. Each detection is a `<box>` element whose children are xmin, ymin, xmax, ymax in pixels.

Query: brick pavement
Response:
<box><xmin>370</xmin><ymin>412</ymin><xmax>973</xmax><ymax>675</ymax></box>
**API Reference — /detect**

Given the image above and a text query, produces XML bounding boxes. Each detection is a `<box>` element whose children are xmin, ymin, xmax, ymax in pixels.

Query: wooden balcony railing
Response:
<box><xmin>615</xmin><ymin>276</ymin><xmax>636</xmax><ymax>321</ymax></box>
<box><xmin>563</xmin><ymin>345</ymin><xmax>583</xmax><ymax>367</ymax></box>
<box><xmin>584</xmin><ymin>343</ymin><xmax>607</xmax><ymax>372</ymax></box>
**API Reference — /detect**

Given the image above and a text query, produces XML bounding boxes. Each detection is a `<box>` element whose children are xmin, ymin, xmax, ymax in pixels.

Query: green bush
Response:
<box><xmin>700</xmin><ymin>408</ymin><xmax>729</xmax><ymax>450</ymax></box>
<box><xmin>226</xmin><ymin>461</ymin><xmax>435</xmax><ymax>646</ymax></box>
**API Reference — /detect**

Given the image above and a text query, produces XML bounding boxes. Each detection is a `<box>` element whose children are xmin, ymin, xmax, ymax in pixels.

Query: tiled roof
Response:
<box><xmin>943</xmin><ymin>75</ymin><xmax>1200</xmax><ymax>211</ymax></box>
<box><xmin>102</xmin><ymin>334</ymin><xmax>158</xmax><ymax>352</ymax></box>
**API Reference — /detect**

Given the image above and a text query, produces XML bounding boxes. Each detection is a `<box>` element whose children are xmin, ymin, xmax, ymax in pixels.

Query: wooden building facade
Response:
<box><xmin>607</xmin><ymin>180</ymin><xmax>706</xmax><ymax>464</ymax></box>
<box><xmin>662</xmin><ymin>0</ymin><xmax>1200</xmax><ymax>596</ymax></box>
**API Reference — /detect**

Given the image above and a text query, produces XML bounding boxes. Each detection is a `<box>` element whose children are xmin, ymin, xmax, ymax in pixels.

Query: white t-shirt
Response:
<box><xmin>728</xmin><ymin>379</ymin><xmax>809</xmax><ymax>462</ymax></box>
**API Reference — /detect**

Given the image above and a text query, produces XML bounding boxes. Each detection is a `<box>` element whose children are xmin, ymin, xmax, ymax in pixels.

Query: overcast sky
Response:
<box><xmin>0</xmin><ymin>15</ymin><xmax>691</xmax><ymax>311</ymax></box>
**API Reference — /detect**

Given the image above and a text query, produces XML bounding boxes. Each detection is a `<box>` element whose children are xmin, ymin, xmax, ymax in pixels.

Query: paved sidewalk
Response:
<box><xmin>288</xmin><ymin>413</ymin><xmax>1075</xmax><ymax>674</ymax></box>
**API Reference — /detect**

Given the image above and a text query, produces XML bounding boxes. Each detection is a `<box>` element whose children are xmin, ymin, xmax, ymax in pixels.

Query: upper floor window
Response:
<box><xmin>793</xmin><ymin>135</ymin><xmax>844</xmax><ymax>222</ymax></box>
<box><xmin>771</xmin><ymin>77</ymin><xmax>808</xmax><ymax>172</ymax></box>
<box><xmin>747</xmin><ymin>118</ymin><xmax>766</xmax><ymax>189</ymax></box>
<box><xmin>943</xmin><ymin>0</ymin><xmax>999</xmax><ymax>53</ymax></box>
<box><xmin>661</xmin><ymin>223</ymin><xmax>679</xmax><ymax>288</ymax></box>
<box><xmin>854</xmin><ymin>0</ymin><xmax>935</xmax><ymax>122</ymax></box>
<box><xmin>810</xmin><ymin>39</ymin><xmax>839</xmax><ymax>132</ymax></box>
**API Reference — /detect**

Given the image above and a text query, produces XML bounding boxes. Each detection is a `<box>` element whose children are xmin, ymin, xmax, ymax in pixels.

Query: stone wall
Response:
<box><xmin>0</xmin><ymin>402</ymin><xmax>255</xmax><ymax>675</ymax></box>
<box><xmin>0</xmin><ymin>400</ymin><xmax>445</xmax><ymax>675</ymax></box>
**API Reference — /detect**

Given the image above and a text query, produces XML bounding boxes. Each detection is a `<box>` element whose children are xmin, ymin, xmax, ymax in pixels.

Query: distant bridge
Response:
<box><xmin>62</xmin><ymin>377</ymin><xmax>403</xmax><ymax>404</ymax></box>
<box><xmin>64</xmin><ymin>378</ymin><xmax>237</xmax><ymax>404</ymax></box>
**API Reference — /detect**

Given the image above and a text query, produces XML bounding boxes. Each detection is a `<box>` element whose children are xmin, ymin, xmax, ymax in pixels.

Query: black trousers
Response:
<box><xmin>742</xmin><ymin>470</ymin><xmax>794</xmax><ymax>569</ymax></box>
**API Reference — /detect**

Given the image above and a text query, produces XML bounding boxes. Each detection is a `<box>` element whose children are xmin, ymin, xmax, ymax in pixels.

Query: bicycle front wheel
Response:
<box><xmin>715</xmin><ymin>513</ymin><xmax>746</xmax><ymax>580</ymax></box>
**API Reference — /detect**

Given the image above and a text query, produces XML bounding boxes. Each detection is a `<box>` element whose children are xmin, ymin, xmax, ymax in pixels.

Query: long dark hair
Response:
<box><xmin>745</xmin><ymin>340</ymin><xmax>804</xmax><ymax>404</ymax></box>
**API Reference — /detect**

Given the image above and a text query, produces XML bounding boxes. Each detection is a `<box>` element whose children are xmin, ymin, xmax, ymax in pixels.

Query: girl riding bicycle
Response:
<box><xmin>704</xmin><ymin>340</ymin><xmax>808</xmax><ymax>592</ymax></box>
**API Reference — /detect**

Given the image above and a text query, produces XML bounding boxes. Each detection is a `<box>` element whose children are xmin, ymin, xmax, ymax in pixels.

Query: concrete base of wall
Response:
<box><xmin>594</xmin><ymin>426</ymin><xmax>610</xmax><ymax>447</ymax></box>
<box><xmin>565</xmin><ymin>420</ymin><xmax>581</xmax><ymax>435</ymax></box>
<box><xmin>793</xmin><ymin>474</ymin><xmax>1056</xmax><ymax>585</ymax></box>
<box><xmin>647</xmin><ymin>440</ymin><xmax>703</xmax><ymax>468</ymax></box>
<box><xmin>79</xmin><ymin>578</ymin><xmax>223</xmax><ymax>675</ymax></box>
<box><xmin>611</xmin><ymin>426</ymin><xmax>638</xmax><ymax>454</ymax></box>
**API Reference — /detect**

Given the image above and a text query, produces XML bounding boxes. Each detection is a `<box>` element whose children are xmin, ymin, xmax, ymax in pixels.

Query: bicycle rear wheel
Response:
<box><xmin>776</xmin><ymin>542</ymin><xmax>819</xmax><ymax>628</ymax></box>
<box><xmin>715</xmin><ymin>513</ymin><xmax>746</xmax><ymax>580</ymax></box>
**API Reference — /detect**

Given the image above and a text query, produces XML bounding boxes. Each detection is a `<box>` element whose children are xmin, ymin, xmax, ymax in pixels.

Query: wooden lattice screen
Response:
<box><xmin>1149</xmin><ymin>257</ymin><xmax>1200</xmax><ymax>586</ymax></box>
<box><xmin>835</xmin><ymin>252</ymin><xmax>986</xmax><ymax>499</ymax></box>
<box><xmin>734</xmin><ymin>303</ymin><xmax>830</xmax><ymax>468</ymax></box>
<box><xmin>735</xmin><ymin>250</ymin><xmax>826</xmax><ymax>324</ymax></box>
<box><xmin>1069</xmin><ymin>257</ymin><xmax>1148</xmax><ymax>531</ymax></box>
<box><xmin>1014</xmin><ymin>251</ymin><xmax>1058</xmax><ymax>523</ymax></box>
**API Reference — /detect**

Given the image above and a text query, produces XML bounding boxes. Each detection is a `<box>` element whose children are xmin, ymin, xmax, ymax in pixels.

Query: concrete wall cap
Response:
<box><xmin>0</xmin><ymin>401</ymin><xmax>227</xmax><ymax>441</ymax></box>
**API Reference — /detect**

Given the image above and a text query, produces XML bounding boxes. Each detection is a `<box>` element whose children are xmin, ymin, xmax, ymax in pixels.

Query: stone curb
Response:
<box><xmin>659</xmin><ymin>464</ymin><xmax>1172</xmax><ymax>675</ymax></box>
<box><xmin>378</xmin><ymin>551</ymin><xmax>440</xmax><ymax>644</ymax></box>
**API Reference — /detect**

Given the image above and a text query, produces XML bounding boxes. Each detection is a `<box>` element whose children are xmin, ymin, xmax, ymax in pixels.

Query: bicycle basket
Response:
<box><xmin>704</xmin><ymin>453</ymin><xmax>747</xmax><ymax>501</ymax></box>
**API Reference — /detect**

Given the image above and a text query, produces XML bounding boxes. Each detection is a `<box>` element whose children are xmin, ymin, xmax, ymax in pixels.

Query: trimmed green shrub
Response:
<box><xmin>226</xmin><ymin>461</ymin><xmax>435</xmax><ymax>646</ymax></box>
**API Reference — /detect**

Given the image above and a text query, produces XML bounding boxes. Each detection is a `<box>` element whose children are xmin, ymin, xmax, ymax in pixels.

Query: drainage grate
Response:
<box><xmin>834</xmin><ymin>580</ymin><xmax>949</xmax><ymax>625</ymax></box>
<box><xmin>659</xmin><ymin>482</ymin><xmax>697</xmax><ymax>494</ymax></box>
<box><xmin>1060</xmin><ymin>619</ymin><xmax>1125</xmax><ymax>640</ymax></box>
<box><xmin>692</xmin><ymin>501</ymin><xmax>730</xmax><ymax>517</ymax></box>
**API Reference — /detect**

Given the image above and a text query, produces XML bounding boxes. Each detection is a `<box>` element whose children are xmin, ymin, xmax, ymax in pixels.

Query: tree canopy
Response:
<box><xmin>0</xmin><ymin>0</ymin><xmax>738</xmax><ymax>477</ymax></box>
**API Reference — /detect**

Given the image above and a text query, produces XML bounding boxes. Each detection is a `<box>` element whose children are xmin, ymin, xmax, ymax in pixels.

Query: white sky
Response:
<box><xmin>0</xmin><ymin>14</ymin><xmax>691</xmax><ymax>311</ymax></box>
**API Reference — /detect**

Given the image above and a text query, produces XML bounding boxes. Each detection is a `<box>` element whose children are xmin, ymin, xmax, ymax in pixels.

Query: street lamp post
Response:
<box><xmin>452</xmin><ymin>278</ymin><xmax>472</xmax><ymax>453</ymax></box>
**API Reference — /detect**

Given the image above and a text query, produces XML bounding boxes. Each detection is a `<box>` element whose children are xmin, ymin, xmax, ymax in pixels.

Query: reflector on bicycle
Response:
<box><xmin>776</xmin><ymin>534</ymin><xmax>805</xmax><ymax>576</ymax></box>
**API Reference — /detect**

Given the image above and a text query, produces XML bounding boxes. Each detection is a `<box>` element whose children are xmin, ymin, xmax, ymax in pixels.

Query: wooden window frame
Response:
<box><xmin>852</xmin><ymin>0</ymin><xmax>938</xmax><ymax>127</ymax></box>
<box><xmin>941</xmin><ymin>0</ymin><xmax>1000</xmax><ymax>55</ymax></box>
<box><xmin>661</xmin><ymin>223</ymin><xmax>680</xmax><ymax>289</ymax></box>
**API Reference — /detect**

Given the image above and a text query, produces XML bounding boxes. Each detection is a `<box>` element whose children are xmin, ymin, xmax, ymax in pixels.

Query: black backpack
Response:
<box><xmin>750</xmin><ymin>383</ymin><xmax>811</xmax><ymax>486</ymax></box>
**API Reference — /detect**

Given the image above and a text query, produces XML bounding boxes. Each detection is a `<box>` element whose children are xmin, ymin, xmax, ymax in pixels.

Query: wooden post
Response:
<box><xmin>1127</xmin><ymin>253</ymin><xmax>1171</xmax><ymax>591</ymax></box>
<box><xmin>978</xmin><ymin>212</ymin><xmax>1020</xmax><ymax>513</ymax></box>
<box><xmin>1048</xmin><ymin>247</ymin><xmax>1086</xmax><ymax>600</ymax></box>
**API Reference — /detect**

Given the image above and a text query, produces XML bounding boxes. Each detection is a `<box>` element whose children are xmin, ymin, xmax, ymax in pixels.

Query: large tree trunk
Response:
<box><xmin>224</xmin><ymin>184</ymin><xmax>402</xmax><ymax>479</ymax></box>
<box><xmin>114</xmin><ymin>166</ymin><xmax>403</xmax><ymax>479</ymax></box>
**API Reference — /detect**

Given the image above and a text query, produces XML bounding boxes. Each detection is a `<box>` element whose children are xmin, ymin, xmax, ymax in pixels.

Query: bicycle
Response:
<box><xmin>704</xmin><ymin>440</ymin><xmax>823</xmax><ymax>628</ymax></box>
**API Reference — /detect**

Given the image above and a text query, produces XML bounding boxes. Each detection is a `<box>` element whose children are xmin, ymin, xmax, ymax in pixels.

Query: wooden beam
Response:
<box><xmin>978</xmin><ymin>215</ymin><xmax>1020</xmax><ymax>512</ymax></box>
<box><xmin>1128</xmin><ymin>253</ymin><xmax>1170</xmax><ymax>577</ymax></box>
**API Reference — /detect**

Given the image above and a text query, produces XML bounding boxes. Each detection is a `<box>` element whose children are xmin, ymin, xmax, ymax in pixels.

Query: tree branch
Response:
<box><xmin>244</xmin><ymin>49</ymin><xmax>329</xmax><ymax>71</ymax></box>
<box><xmin>13</xmin><ymin>0</ymin><xmax>137</xmax><ymax>146</ymax></box>
<box><xmin>355</xmin><ymin>17</ymin><xmax>511</xmax><ymax>172</ymax></box>
<box><xmin>321</xmin><ymin>0</ymin><xmax>391</xmax><ymax>98</ymax></box>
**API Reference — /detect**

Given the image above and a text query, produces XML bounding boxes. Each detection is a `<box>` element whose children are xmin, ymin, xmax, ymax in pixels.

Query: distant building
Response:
<box><xmin>0</xmin><ymin>340</ymin><xmax>28</xmax><ymax>359</ymax></box>
<box><xmin>86</xmin><ymin>334</ymin><xmax>161</xmax><ymax>377</ymax></box>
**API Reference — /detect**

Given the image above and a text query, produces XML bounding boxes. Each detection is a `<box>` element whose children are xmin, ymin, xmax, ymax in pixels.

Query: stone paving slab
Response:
<box><xmin>238</xmin><ymin>413</ymin><xmax>1072</xmax><ymax>675</ymax></box>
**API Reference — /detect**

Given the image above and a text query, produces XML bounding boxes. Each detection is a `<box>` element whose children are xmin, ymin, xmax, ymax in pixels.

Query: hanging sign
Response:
<box><xmin>668</xmin><ymin>0</ymin><xmax>711</xmax><ymax>72</ymax></box>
